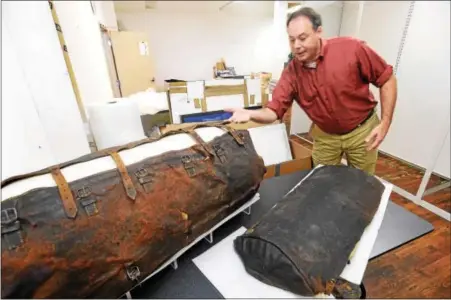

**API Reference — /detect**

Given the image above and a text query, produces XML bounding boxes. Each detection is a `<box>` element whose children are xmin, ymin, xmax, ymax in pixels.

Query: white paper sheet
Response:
<box><xmin>248</xmin><ymin>123</ymin><xmax>292</xmax><ymax>166</ymax></box>
<box><xmin>170</xmin><ymin>93</ymin><xmax>201</xmax><ymax>124</ymax></box>
<box><xmin>340</xmin><ymin>181</ymin><xmax>393</xmax><ymax>284</ymax></box>
<box><xmin>187</xmin><ymin>81</ymin><xmax>204</xmax><ymax>100</ymax></box>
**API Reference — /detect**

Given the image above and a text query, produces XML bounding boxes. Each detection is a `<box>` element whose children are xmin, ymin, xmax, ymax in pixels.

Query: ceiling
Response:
<box><xmin>113</xmin><ymin>1</ymin><xmax>274</xmax><ymax>15</ymax></box>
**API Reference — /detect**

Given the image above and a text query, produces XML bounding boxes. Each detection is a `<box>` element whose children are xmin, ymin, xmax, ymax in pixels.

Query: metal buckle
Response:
<box><xmin>1</xmin><ymin>208</ymin><xmax>23</xmax><ymax>250</ymax></box>
<box><xmin>181</xmin><ymin>155</ymin><xmax>192</xmax><ymax>163</ymax></box>
<box><xmin>135</xmin><ymin>168</ymin><xmax>153</xmax><ymax>192</ymax></box>
<box><xmin>126</xmin><ymin>265</ymin><xmax>141</xmax><ymax>285</ymax></box>
<box><xmin>76</xmin><ymin>186</ymin><xmax>98</xmax><ymax>216</ymax></box>
<box><xmin>1</xmin><ymin>208</ymin><xmax>18</xmax><ymax>226</ymax></box>
<box><xmin>1</xmin><ymin>208</ymin><xmax>20</xmax><ymax>234</ymax></box>
<box><xmin>181</xmin><ymin>155</ymin><xmax>196</xmax><ymax>177</ymax></box>
<box><xmin>135</xmin><ymin>168</ymin><xmax>148</xmax><ymax>178</ymax></box>
<box><xmin>76</xmin><ymin>186</ymin><xmax>91</xmax><ymax>198</ymax></box>
<box><xmin>213</xmin><ymin>144</ymin><xmax>227</xmax><ymax>163</ymax></box>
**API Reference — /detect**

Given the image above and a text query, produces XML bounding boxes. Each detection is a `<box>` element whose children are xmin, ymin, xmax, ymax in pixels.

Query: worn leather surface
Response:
<box><xmin>234</xmin><ymin>165</ymin><xmax>384</xmax><ymax>298</ymax></box>
<box><xmin>1</xmin><ymin>125</ymin><xmax>266</xmax><ymax>299</ymax></box>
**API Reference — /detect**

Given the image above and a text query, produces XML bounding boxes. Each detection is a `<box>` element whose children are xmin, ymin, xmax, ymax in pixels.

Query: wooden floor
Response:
<box><xmin>292</xmin><ymin>134</ymin><xmax>451</xmax><ymax>299</ymax></box>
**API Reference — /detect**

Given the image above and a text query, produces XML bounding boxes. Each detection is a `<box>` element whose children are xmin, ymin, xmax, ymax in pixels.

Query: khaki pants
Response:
<box><xmin>311</xmin><ymin>113</ymin><xmax>380</xmax><ymax>175</ymax></box>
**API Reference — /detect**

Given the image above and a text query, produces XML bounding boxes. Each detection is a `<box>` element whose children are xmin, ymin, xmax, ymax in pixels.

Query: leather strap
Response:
<box><xmin>226</xmin><ymin>127</ymin><xmax>245</xmax><ymax>146</ymax></box>
<box><xmin>1</xmin><ymin>120</ymin><xmax>244</xmax><ymax>188</ymax></box>
<box><xmin>50</xmin><ymin>168</ymin><xmax>78</xmax><ymax>219</ymax></box>
<box><xmin>185</xmin><ymin>129</ymin><xmax>215</xmax><ymax>157</ymax></box>
<box><xmin>110</xmin><ymin>152</ymin><xmax>137</xmax><ymax>201</ymax></box>
<box><xmin>274</xmin><ymin>164</ymin><xmax>281</xmax><ymax>177</ymax></box>
<box><xmin>325</xmin><ymin>279</ymin><xmax>336</xmax><ymax>295</ymax></box>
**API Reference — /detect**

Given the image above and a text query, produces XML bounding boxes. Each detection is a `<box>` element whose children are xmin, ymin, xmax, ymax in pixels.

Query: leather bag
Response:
<box><xmin>234</xmin><ymin>165</ymin><xmax>384</xmax><ymax>298</ymax></box>
<box><xmin>1</xmin><ymin>122</ymin><xmax>266</xmax><ymax>299</ymax></box>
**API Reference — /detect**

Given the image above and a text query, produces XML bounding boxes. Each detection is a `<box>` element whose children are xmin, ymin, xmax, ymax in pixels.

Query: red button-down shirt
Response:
<box><xmin>267</xmin><ymin>37</ymin><xmax>393</xmax><ymax>134</ymax></box>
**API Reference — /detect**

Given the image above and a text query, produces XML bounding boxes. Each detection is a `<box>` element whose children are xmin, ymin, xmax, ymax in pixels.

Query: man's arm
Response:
<box><xmin>379</xmin><ymin>75</ymin><xmax>397</xmax><ymax>129</ymax></box>
<box><xmin>356</xmin><ymin>40</ymin><xmax>398</xmax><ymax>150</ymax></box>
<box><xmin>262</xmin><ymin>68</ymin><xmax>295</xmax><ymax>121</ymax></box>
<box><xmin>249</xmin><ymin>108</ymin><xmax>279</xmax><ymax>123</ymax></box>
<box><xmin>226</xmin><ymin>106</ymin><xmax>278</xmax><ymax>123</ymax></box>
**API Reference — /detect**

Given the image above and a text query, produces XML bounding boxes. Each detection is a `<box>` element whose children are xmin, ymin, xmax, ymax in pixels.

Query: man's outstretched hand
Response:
<box><xmin>225</xmin><ymin>107</ymin><xmax>252</xmax><ymax>123</ymax></box>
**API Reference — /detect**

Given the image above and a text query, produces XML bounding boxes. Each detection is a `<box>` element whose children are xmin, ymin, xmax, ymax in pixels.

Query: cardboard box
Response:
<box><xmin>166</xmin><ymin>78</ymin><xmax>270</xmax><ymax>120</ymax></box>
<box><xmin>264</xmin><ymin>137</ymin><xmax>312</xmax><ymax>179</ymax></box>
<box><xmin>160</xmin><ymin>120</ymin><xmax>280</xmax><ymax>134</ymax></box>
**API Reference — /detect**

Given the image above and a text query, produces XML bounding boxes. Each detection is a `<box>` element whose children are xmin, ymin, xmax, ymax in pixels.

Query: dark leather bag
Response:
<box><xmin>234</xmin><ymin>165</ymin><xmax>384</xmax><ymax>298</ymax></box>
<box><xmin>1</xmin><ymin>122</ymin><xmax>266</xmax><ymax>299</ymax></box>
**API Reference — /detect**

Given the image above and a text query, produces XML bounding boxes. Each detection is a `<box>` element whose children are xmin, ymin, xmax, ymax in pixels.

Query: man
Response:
<box><xmin>226</xmin><ymin>6</ymin><xmax>397</xmax><ymax>175</ymax></box>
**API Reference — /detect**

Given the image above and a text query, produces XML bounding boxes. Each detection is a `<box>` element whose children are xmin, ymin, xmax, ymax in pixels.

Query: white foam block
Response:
<box><xmin>193</xmin><ymin>173</ymin><xmax>392</xmax><ymax>298</ymax></box>
<box><xmin>87</xmin><ymin>101</ymin><xmax>146</xmax><ymax>150</ymax></box>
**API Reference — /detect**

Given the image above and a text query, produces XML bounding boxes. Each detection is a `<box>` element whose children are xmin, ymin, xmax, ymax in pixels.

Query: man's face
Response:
<box><xmin>287</xmin><ymin>16</ymin><xmax>322</xmax><ymax>63</ymax></box>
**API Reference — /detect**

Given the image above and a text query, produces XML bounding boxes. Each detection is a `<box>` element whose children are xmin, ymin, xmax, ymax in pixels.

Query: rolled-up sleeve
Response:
<box><xmin>356</xmin><ymin>41</ymin><xmax>393</xmax><ymax>88</ymax></box>
<box><xmin>266</xmin><ymin>67</ymin><xmax>295</xmax><ymax>120</ymax></box>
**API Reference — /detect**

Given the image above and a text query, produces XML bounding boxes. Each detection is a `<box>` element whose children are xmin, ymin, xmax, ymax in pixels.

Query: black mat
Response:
<box><xmin>128</xmin><ymin>170</ymin><xmax>434</xmax><ymax>299</ymax></box>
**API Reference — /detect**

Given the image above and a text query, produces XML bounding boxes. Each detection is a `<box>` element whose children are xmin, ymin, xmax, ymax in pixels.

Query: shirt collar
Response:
<box><xmin>301</xmin><ymin>38</ymin><xmax>327</xmax><ymax>69</ymax></box>
<box><xmin>318</xmin><ymin>38</ymin><xmax>327</xmax><ymax>59</ymax></box>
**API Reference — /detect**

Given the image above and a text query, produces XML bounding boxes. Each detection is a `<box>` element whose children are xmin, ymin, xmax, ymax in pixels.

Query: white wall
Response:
<box><xmin>92</xmin><ymin>1</ymin><xmax>118</xmax><ymax>30</ymax></box>
<box><xmin>54</xmin><ymin>1</ymin><xmax>114</xmax><ymax>112</ymax></box>
<box><xmin>272</xmin><ymin>0</ymin><xmax>290</xmax><ymax>81</ymax></box>
<box><xmin>289</xmin><ymin>1</ymin><xmax>345</xmax><ymax>134</ymax></box>
<box><xmin>1</xmin><ymin>17</ymin><xmax>56</xmax><ymax>180</ymax></box>
<box><xmin>388</xmin><ymin>1</ymin><xmax>450</xmax><ymax>178</ymax></box>
<box><xmin>339</xmin><ymin>2</ymin><xmax>359</xmax><ymax>37</ymax></box>
<box><xmin>1</xmin><ymin>1</ymin><xmax>90</xmax><ymax>180</ymax></box>
<box><xmin>342</xmin><ymin>1</ymin><xmax>450</xmax><ymax>178</ymax></box>
<box><xmin>116</xmin><ymin>1</ymin><xmax>342</xmax><ymax>134</ymax></box>
<box><xmin>116</xmin><ymin>9</ymin><xmax>276</xmax><ymax>88</ymax></box>
<box><xmin>435</xmin><ymin>129</ymin><xmax>450</xmax><ymax>179</ymax></box>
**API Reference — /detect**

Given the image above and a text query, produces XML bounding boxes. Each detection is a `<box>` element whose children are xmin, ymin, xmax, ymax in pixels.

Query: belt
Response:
<box><xmin>341</xmin><ymin>110</ymin><xmax>375</xmax><ymax>135</ymax></box>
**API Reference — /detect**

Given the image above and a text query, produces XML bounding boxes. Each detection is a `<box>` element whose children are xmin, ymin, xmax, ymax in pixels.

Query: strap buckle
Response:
<box><xmin>76</xmin><ymin>186</ymin><xmax>98</xmax><ymax>217</ymax></box>
<box><xmin>213</xmin><ymin>144</ymin><xmax>227</xmax><ymax>163</ymax></box>
<box><xmin>135</xmin><ymin>168</ymin><xmax>153</xmax><ymax>193</ymax></box>
<box><xmin>181</xmin><ymin>155</ymin><xmax>196</xmax><ymax>177</ymax></box>
<box><xmin>126</xmin><ymin>265</ymin><xmax>141</xmax><ymax>286</ymax></box>
<box><xmin>1</xmin><ymin>208</ymin><xmax>23</xmax><ymax>250</ymax></box>
<box><xmin>1</xmin><ymin>208</ymin><xmax>18</xmax><ymax>227</ymax></box>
